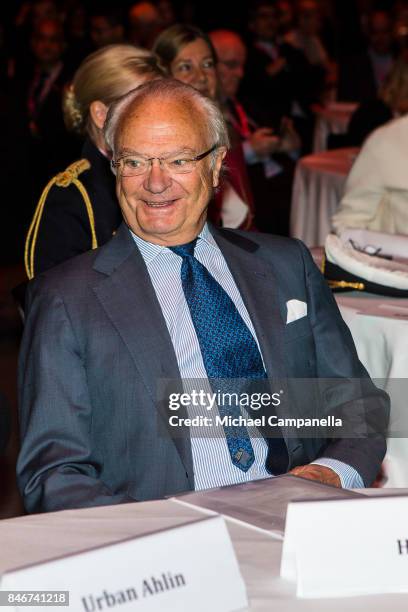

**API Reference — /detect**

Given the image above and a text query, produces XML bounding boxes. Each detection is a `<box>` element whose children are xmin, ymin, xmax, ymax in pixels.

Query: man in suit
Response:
<box><xmin>13</xmin><ymin>18</ymin><xmax>77</xmax><ymax>191</ymax></box>
<box><xmin>240</xmin><ymin>1</ymin><xmax>320</xmax><ymax>124</ymax></box>
<box><xmin>239</xmin><ymin>0</ymin><xmax>321</xmax><ymax>154</ymax></box>
<box><xmin>17</xmin><ymin>79</ymin><xmax>388</xmax><ymax>513</ymax></box>
<box><xmin>210</xmin><ymin>28</ymin><xmax>299</xmax><ymax>235</ymax></box>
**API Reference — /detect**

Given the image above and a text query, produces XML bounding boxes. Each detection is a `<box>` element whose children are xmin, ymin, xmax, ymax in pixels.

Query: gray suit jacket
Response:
<box><xmin>17</xmin><ymin>224</ymin><xmax>389</xmax><ymax>513</ymax></box>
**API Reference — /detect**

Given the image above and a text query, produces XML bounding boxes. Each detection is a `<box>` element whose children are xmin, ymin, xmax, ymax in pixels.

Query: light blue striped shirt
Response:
<box><xmin>131</xmin><ymin>224</ymin><xmax>364</xmax><ymax>489</ymax></box>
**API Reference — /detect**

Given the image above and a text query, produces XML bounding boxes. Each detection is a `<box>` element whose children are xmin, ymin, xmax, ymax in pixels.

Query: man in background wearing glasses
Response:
<box><xmin>17</xmin><ymin>79</ymin><xmax>388</xmax><ymax>513</ymax></box>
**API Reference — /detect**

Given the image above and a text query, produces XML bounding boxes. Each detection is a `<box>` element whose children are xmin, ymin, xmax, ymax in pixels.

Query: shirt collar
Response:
<box><xmin>130</xmin><ymin>222</ymin><xmax>218</xmax><ymax>264</ymax></box>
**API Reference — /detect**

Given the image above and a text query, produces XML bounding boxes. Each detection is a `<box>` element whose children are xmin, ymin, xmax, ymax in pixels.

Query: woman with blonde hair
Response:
<box><xmin>25</xmin><ymin>44</ymin><xmax>163</xmax><ymax>278</ymax></box>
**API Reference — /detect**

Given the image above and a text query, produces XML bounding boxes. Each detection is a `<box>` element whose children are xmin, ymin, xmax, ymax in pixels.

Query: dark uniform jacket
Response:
<box><xmin>29</xmin><ymin>139</ymin><xmax>122</xmax><ymax>276</ymax></box>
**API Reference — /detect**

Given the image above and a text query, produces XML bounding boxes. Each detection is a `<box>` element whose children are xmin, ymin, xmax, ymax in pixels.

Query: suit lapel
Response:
<box><xmin>92</xmin><ymin>224</ymin><xmax>194</xmax><ymax>484</ymax></box>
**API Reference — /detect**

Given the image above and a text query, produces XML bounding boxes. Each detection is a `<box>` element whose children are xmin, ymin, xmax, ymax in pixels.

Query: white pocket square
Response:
<box><xmin>286</xmin><ymin>299</ymin><xmax>307</xmax><ymax>324</ymax></box>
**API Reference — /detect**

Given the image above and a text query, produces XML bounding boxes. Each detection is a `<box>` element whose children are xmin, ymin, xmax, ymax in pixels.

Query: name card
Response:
<box><xmin>281</xmin><ymin>495</ymin><xmax>408</xmax><ymax>598</ymax></box>
<box><xmin>1</xmin><ymin>515</ymin><xmax>247</xmax><ymax>612</ymax></box>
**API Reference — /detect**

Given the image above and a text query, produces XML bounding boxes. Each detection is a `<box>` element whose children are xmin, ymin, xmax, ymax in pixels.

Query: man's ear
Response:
<box><xmin>89</xmin><ymin>100</ymin><xmax>109</xmax><ymax>130</ymax></box>
<box><xmin>212</xmin><ymin>147</ymin><xmax>227</xmax><ymax>188</ymax></box>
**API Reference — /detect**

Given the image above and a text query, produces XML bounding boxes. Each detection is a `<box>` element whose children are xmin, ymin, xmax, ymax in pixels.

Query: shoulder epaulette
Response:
<box><xmin>54</xmin><ymin>158</ymin><xmax>90</xmax><ymax>187</ymax></box>
<box><xmin>24</xmin><ymin>158</ymin><xmax>97</xmax><ymax>279</ymax></box>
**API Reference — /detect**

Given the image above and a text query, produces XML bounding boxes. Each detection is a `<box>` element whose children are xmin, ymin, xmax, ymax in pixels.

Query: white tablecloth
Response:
<box><xmin>313</xmin><ymin>102</ymin><xmax>358</xmax><ymax>152</ymax></box>
<box><xmin>290</xmin><ymin>148</ymin><xmax>358</xmax><ymax>247</ymax></box>
<box><xmin>337</xmin><ymin>294</ymin><xmax>408</xmax><ymax>487</ymax></box>
<box><xmin>307</xmin><ymin>252</ymin><xmax>408</xmax><ymax>486</ymax></box>
<box><xmin>1</xmin><ymin>493</ymin><xmax>408</xmax><ymax>611</ymax></box>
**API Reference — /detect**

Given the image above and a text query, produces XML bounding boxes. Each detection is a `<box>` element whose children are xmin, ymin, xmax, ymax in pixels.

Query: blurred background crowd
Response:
<box><xmin>2</xmin><ymin>0</ymin><xmax>408</xmax><ymax>263</ymax></box>
<box><xmin>2</xmin><ymin>0</ymin><xmax>408</xmax><ymax>516</ymax></box>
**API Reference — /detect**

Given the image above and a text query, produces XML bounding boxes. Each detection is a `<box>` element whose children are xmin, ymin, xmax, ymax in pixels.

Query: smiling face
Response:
<box><xmin>170</xmin><ymin>38</ymin><xmax>217</xmax><ymax>100</ymax></box>
<box><xmin>115</xmin><ymin>97</ymin><xmax>225</xmax><ymax>245</ymax></box>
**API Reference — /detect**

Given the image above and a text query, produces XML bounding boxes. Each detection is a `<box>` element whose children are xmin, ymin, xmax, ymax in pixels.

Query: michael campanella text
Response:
<box><xmin>168</xmin><ymin>415</ymin><xmax>343</xmax><ymax>428</ymax></box>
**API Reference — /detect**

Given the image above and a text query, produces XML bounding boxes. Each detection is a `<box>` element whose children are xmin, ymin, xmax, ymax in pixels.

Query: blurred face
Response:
<box><xmin>171</xmin><ymin>39</ymin><xmax>217</xmax><ymax>99</ymax></box>
<box><xmin>128</xmin><ymin>2</ymin><xmax>162</xmax><ymax>48</ymax></box>
<box><xmin>32</xmin><ymin>0</ymin><xmax>58</xmax><ymax>28</ymax></box>
<box><xmin>212</xmin><ymin>36</ymin><xmax>246</xmax><ymax>98</ymax></box>
<box><xmin>32</xmin><ymin>20</ymin><xmax>64</xmax><ymax>66</ymax></box>
<box><xmin>115</xmin><ymin>98</ymin><xmax>225</xmax><ymax>245</ymax></box>
<box><xmin>157</xmin><ymin>0</ymin><xmax>175</xmax><ymax>27</ymax></box>
<box><xmin>369</xmin><ymin>12</ymin><xmax>393</xmax><ymax>55</ymax></box>
<box><xmin>277</xmin><ymin>1</ymin><xmax>294</xmax><ymax>34</ymax></box>
<box><xmin>90</xmin><ymin>16</ymin><xmax>123</xmax><ymax>48</ymax></box>
<box><xmin>298</xmin><ymin>2</ymin><xmax>321</xmax><ymax>37</ymax></box>
<box><xmin>251</xmin><ymin>5</ymin><xmax>279</xmax><ymax>41</ymax></box>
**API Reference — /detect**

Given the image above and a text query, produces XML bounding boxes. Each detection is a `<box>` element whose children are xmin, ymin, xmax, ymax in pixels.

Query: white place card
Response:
<box><xmin>281</xmin><ymin>495</ymin><xmax>408</xmax><ymax>598</ymax></box>
<box><xmin>1</xmin><ymin>515</ymin><xmax>247</xmax><ymax>612</ymax></box>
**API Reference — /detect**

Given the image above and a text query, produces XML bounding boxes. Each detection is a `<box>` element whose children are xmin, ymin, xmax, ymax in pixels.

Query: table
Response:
<box><xmin>313</xmin><ymin>102</ymin><xmax>358</xmax><ymax>152</ymax></box>
<box><xmin>290</xmin><ymin>147</ymin><xmax>358</xmax><ymax>247</ymax></box>
<box><xmin>1</xmin><ymin>491</ymin><xmax>408</xmax><ymax>611</ymax></box>
<box><xmin>337</xmin><ymin>294</ymin><xmax>408</xmax><ymax>487</ymax></box>
<box><xmin>306</xmin><ymin>255</ymin><xmax>408</xmax><ymax>486</ymax></box>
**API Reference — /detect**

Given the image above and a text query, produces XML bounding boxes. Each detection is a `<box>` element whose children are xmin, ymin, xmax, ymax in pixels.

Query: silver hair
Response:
<box><xmin>103</xmin><ymin>78</ymin><xmax>230</xmax><ymax>162</ymax></box>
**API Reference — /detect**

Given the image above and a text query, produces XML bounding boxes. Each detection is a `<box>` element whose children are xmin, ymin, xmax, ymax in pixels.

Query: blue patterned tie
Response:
<box><xmin>170</xmin><ymin>238</ymin><xmax>270</xmax><ymax>472</ymax></box>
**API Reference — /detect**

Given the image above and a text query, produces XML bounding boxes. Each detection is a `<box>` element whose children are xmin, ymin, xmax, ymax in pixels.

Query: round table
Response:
<box><xmin>308</xmin><ymin>247</ymin><xmax>408</xmax><ymax>486</ymax></box>
<box><xmin>290</xmin><ymin>147</ymin><xmax>358</xmax><ymax>248</ymax></box>
<box><xmin>336</xmin><ymin>293</ymin><xmax>408</xmax><ymax>487</ymax></box>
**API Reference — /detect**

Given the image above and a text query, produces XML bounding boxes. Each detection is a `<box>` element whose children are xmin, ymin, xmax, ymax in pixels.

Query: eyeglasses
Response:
<box><xmin>111</xmin><ymin>144</ymin><xmax>218</xmax><ymax>177</ymax></box>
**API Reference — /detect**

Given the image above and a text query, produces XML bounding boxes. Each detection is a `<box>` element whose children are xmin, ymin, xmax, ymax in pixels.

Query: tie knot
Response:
<box><xmin>169</xmin><ymin>239</ymin><xmax>197</xmax><ymax>259</ymax></box>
